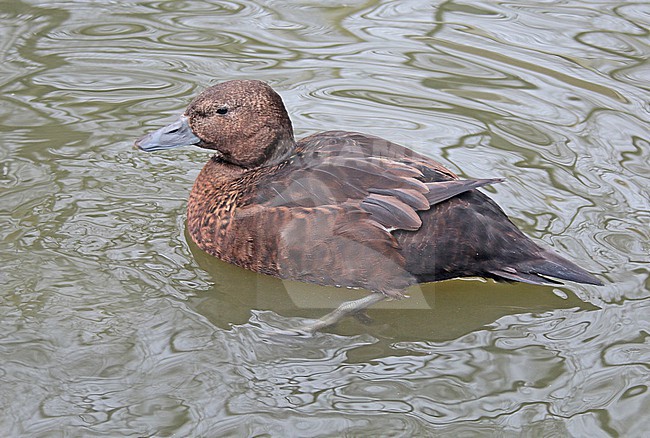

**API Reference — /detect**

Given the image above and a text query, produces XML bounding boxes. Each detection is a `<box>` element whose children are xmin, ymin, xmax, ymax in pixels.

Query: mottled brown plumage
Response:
<box><xmin>136</xmin><ymin>79</ymin><xmax>602</xmax><ymax>307</ymax></box>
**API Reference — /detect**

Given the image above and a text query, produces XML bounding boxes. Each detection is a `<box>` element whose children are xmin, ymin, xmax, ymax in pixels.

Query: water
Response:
<box><xmin>1</xmin><ymin>0</ymin><xmax>649</xmax><ymax>436</ymax></box>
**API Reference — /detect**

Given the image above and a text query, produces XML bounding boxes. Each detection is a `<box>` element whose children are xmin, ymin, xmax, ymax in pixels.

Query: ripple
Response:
<box><xmin>158</xmin><ymin>30</ymin><xmax>244</xmax><ymax>47</ymax></box>
<box><xmin>493</xmin><ymin>118</ymin><xmax>555</xmax><ymax>147</ymax></box>
<box><xmin>578</xmin><ymin>30</ymin><xmax>649</xmax><ymax>59</ymax></box>
<box><xmin>410</xmin><ymin>51</ymin><xmax>515</xmax><ymax>81</ymax></box>
<box><xmin>34</xmin><ymin>69</ymin><xmax>171</xmax><ymax>93</ymax></box>
<box><xmin>604</xmin><ymin>336</ymin><xmax>650</xmax><ymax>367</ymax></box>
<box><xmin>154</xmin><ymin>0</ymin><xmax>245</xmax><ymax>14</ymax></box>
<box><xmin>616</xmin><ymin>3</ymin><xmax>650</xmax><ymax>29</ymax></box>
<box><xmin>295</xmin><ymin>79</ymin><xmax>487</xmax><ymax>149</ymax></box>
<box><xmin>77</xmin><ymin>23</ymin><xmax>148</xmax><ymax>37</ymax></box>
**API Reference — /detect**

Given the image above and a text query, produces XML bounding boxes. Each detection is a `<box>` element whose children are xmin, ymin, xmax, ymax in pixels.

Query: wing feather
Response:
<box><xmin>253</xmin><ymin>132</ymin><xmax>503</xmax><ymax>239</ymax></box>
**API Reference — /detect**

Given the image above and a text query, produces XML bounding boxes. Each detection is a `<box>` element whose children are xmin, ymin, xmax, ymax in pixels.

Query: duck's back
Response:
<box><xmin>294</xmin><ymin>132</ymin><xmax>597</xmax><ymax>285</ymax></box>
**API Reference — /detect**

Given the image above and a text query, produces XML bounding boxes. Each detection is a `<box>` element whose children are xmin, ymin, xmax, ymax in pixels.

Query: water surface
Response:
<box><xmin>1</xmin><ymin>0</ymin><xmax>649</xmax><ymax>436</ymax></box>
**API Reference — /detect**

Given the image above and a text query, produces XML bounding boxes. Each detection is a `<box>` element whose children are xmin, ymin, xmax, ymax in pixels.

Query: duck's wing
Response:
<box><xmin>295</xmin><ymin>130</ymin><xmax>460</xmax><ymax>182</ymax></box>
<box><xmin>256</xmin><ymin>130</ymin><xmax>502</xmax><ymax>223</ymax></box>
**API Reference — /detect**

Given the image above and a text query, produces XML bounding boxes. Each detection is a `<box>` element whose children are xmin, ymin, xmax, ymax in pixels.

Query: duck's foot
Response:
<box><xmin>352</xmin><ymin>310</ymin><xmax>374</xmax><ymax>325</ymax></box>
<box><xmin>299</xmin><ymin>293</ymin><xmax>388</xmax><ymax>333</ymax></box>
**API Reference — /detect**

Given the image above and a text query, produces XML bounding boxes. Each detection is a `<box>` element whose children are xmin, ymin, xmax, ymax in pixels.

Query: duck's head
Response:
<box><xmin>136</xmin><ymin>80</ymin><xmax>295</xmax><ymax>168</ymax></box>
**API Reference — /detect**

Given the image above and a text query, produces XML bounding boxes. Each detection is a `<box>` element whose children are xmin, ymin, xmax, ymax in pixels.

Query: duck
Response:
<box><xmin>136</xmin><ymin>79</ymin><xmax>602</xmax><ymax>330</ymax></box>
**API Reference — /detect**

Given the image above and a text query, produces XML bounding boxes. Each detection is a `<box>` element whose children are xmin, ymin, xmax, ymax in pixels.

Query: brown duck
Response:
<box><xmin>136</xmin><ymin>80</ymin><xmax>602</xmax><ymax>330</ymax></box>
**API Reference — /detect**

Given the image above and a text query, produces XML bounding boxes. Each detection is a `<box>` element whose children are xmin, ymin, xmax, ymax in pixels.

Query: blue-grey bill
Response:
<box><xmin>135</xmin><ymin>116</ymin><xmax>201</xmax><ymax>151</ymax></box>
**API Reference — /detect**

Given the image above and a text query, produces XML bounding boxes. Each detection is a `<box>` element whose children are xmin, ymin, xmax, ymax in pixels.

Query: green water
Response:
<box><xmin>1</xmin><ymin>0</ymin><xmax>649</xmax><ymax>436</ymax></box>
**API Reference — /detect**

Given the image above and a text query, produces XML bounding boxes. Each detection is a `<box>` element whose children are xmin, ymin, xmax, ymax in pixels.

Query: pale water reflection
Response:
<box><xmin>1</xmin><ymin>0</ymin><xmax>649</xmax><ymax>436</ymax></box>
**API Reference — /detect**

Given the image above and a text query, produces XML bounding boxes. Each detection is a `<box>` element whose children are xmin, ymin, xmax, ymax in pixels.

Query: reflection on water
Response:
<box><xmin>187</xmin><ymin>233</ymin><xmax>597</xmax><ymax>339</ymax></box>
<box><xmin>1</xmin><ymin>0</ymin><xmax>649</xmax><ymax>436</ymax></box>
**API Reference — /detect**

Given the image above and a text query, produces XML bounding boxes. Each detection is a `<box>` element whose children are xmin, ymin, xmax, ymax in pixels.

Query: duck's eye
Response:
<box><xmin>216</xmin><ymin>107</ymin><xmax>228</xmax><ymax>115</ymax></box>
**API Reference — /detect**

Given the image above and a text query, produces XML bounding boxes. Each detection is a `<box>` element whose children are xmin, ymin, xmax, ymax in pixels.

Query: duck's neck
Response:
<box><xmin>262</xmin><ymin>134</ymin><xmax>296</xmax><ymax>167</ymax></box>
<box><xmin>205</xmin><ymin>155</ymin><xmax>247</xmax><ymax>182</ymax></box>
<box><xmin>186</xmin><ymin>157</ymin><xmax>244</xmax><ymax>258</ymax></box>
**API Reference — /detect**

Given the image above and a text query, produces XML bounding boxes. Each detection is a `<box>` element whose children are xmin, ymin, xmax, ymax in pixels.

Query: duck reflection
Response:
<box><xmin>185</xmin><ymin>229</ymin><xmax>596</xmax><ymax>341</ymax></box>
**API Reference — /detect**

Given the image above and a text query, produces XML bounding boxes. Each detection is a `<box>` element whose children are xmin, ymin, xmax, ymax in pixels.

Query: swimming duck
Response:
<box><xmin>136</xmin><ymin>80</ymin><xmax>602</xmax><ymax>330</ymax></box>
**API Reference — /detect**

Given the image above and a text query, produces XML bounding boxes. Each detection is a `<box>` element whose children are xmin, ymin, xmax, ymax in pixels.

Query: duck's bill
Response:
<box><xmin>135</xmin><ymin>116</ymin><xmax>201</xmax><ymax>151</ymax></box>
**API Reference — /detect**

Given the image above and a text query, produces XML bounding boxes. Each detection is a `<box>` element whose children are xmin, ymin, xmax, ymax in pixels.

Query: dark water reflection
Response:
<box><xmin>1</xmin><ymin>0</ymin><xmax>649</xmax><ymax>436</ymax></box>
<box><xmin>187</xmin><ymin>234</ymin><xmax>597</xmax><ymax>340</ymax></box>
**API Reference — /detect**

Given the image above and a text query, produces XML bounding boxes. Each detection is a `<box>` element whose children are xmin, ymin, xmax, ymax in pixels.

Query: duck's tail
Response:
<box><xmin>488</xmin><ymin>249</ymin><xmax>603</xmax><ymax>286</ymax></box>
